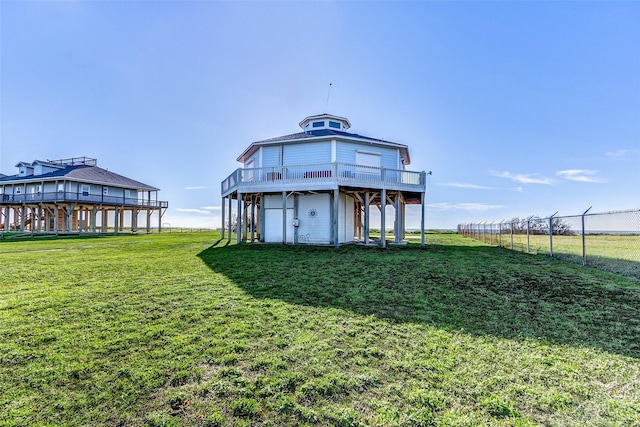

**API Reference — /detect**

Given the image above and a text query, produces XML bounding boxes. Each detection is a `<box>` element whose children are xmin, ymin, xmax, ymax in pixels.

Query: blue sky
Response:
<box><xmin>1</xmin><ymin>1</ymin><xmax>638</xmax><ymax>230</ymax></box>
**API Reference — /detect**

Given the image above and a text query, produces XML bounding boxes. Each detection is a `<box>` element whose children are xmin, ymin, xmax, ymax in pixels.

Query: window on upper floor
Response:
<box><xmin>124</xmin><ymin>189</ymin><xmax>131</xmax><ymax>199</ymax></box>
<box><xmin>103</xmin><ymin>187</ymin><xmax>109</xmax><ymax>196</ymax></box>
<box><xmin>329</xmin><ymin>121</ymin><xmax>341</xmax><ymax>129</ymax></box>
<box><xmin>245</xmin><ymin>159</ymin><xmax>254</xmax><ymax>181</ymax></box>
<box><xmin>356</xmin><ymin>151</ymin><xmax>381</xmax><ymax>174</ymax></box>
<box><xmin>81</xmin><ymin>185</ymin><xmax>90</xmax><ymax>196</ymax></box>
<box><xmin>312</xmin><ymin>121</ymin><xmax>324</xmax><ymax>128</ymax></box>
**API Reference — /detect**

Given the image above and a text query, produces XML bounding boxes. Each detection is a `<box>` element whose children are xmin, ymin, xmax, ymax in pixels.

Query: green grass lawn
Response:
<box><xmin>1</xmin><ymin>233</ymin><xmax>639</xmax><ymax>426</ymax></box>
<box><xmin>471</xmin><ymin>232</ymin><xmax>640</xmax><ymax>279</ymax></box>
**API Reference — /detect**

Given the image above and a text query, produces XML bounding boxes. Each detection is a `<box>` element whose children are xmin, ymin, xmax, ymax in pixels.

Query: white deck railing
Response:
<box><xmin>0</xmin><ymin>192</ymin><xmax>168</xmax><ymax>208</ymax></box>
<box><xmin>221</xmin><ymin>162</ymin><xmax>426</xmax><ymax>196</ymax></box>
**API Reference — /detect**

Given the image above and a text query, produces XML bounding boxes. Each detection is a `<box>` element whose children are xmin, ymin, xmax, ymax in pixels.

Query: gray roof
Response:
<box><xmin>238</xmin><ymin>128</ymin><xmax>411</xmax><ymax>164</ymax></box>
<box><xmin>0</xmin><ymin>165</ymin><xmax>159</xmax><ymax>191</ymax></box>
<box><xmin>33</xmin><ymin>160</ymin><xmax>65</xmax><ymax>168</ymax></box>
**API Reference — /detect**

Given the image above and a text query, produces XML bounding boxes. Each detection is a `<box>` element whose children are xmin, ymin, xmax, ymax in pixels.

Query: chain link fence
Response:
<box><xmin>458</xmin><ymin>208</ymin><xmax>640</xmax><ymax>280</ymax></box>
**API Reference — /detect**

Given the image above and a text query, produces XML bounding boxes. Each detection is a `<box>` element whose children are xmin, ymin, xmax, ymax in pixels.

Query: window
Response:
<box><xmin>124</xmin><ymin>189</ymin><xmax>131</xmax><ymax>199</ymax></box>
<box><xmin>81</xmin><ymin>185</ymin><xmax>90</xmax><ymax>196</ymax></box>
<box><xmin>15</xmin><ymin>187</ymin><xmax>22</xmax><ymax>194</ymax></box>
<box><xmin>312</xmin><ymin>121</ymin><xmax>324</xmax><ymax>128</ymax></box>
<box><xmin>245</xmin><ymin>159</ymin><xmax>254</xmax><ymax>181</ymax></box>
<box><xmin>58</xmin><ymin>183</ymin><xmax>64</xmax><ymax>193</ymax></box>
<box><xmin>356</xmin><ymin>151</ymin><xmax>381</xmax><ymax>174</ymax></box>
<box><xmin>329</xmin><ymin>121</ymin><xmax>341</xmax><ymax>129</ymax></box>
<box><xmin>103</xmin><ymin>187</ymin><xmax>109</xmax><ymax>196</ymax></box>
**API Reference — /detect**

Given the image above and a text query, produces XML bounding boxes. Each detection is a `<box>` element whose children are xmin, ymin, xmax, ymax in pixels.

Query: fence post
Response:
<box><xmin>510</xmin><ymin>221</ymin><xmax>514</xmax><ymax>250</ymax></box>
<box><xmin>527</xmin><ymin>217</ymin><xmax>533</xmax><ymax>253</ymax></box>
<box><xmin>548</xmin><ymin>211</ymin><xmax>558</xmax><ymax>257</ymax></box>
<box><xmin>498</xmin><ymin>220</ymin><xmax>504</xmax><ymax>247</ymax></box>
<box><xmin>489</xmin><ymin>221</ymin><xmax>495</xmax><ymax>245</ymax></box>
<box><xmin>581</xmin><ymin>206</ymin><xmax>592</xmax><ymax>266</ymax></box>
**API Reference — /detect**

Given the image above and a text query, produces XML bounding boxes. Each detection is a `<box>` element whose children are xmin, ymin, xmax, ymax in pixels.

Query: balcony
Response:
<box><xmin>221</xmin><ymin>162</ymin><xmax>426</xmax><ymax>197</ymax></box>
<box><xmin>0</xmin><ymin>192</ymin><xmax>168</xmax><ymax>208</ymax></box>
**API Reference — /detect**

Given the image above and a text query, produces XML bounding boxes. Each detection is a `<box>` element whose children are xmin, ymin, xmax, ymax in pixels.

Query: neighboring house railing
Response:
<box><xmin>221</xmin><ymin>162</ymin><xmax>426</xmax><ymax>196</ymax></box>
<box><xmin>0</xmin><ymin>192</ymin><xmax>168</xmax><ymax>208</ymax></box>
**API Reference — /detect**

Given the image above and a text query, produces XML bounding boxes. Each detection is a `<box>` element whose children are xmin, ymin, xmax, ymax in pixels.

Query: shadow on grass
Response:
<box><xmin>197</xmin><ymin>242</ymin><xmax>640</xmax><ymax>359</ymax></box>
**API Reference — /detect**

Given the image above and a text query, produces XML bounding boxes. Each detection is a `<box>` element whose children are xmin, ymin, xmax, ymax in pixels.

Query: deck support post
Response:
<box><xmin>420</xmin><ymin>191</ymin><xmax>425</xmax><ymax>247</ymax></box>
<box><xmin>102</xmin><ymin>208</ymin><xmax>108</xmax><ymax>233</ymax></box>
<box><xmin>67</xmin><ymin>204</ymin><xmax>73</xmax><ymax>233</ymax></box>
<box><xmin>380</xmin><ymin>189</ymin><xmax>386</xmax><ymax>248</ymax></box>
<box><xmin>36</xmin><ymin>205</ymin><xmax>42</xmax><ymax>232</ymax></box>
<box><xmin>118</xmin><ymin>209</ymin><xmax>125</xmax><ymax>232</ymax></box>
<box><xmin>114</xmin><ymin>207</ymin><xmax>120</xmax><ymax>235</ymax></box>
<box><xmin>393</xmin><ymin>194</ymin><xmax>402</xmax><ymax>244</ymax></box>
<box><xmin>132</xmin><ymin>208</ymin><xmax>138</xmax><ymax>232</ymax></box>
<box><xmin>259</xmin><ymin>195</ymin><xmax>265</xmax><ymax>243</ymax></box>
<box><xmin>20</xmin><ymin>206</ymin><xmax>26</xmax><ymax>231</ymax></box>
<box><xmin>92</xmin><ymin>207</ymin><xmax>98</xmax><ymax>233</ymax></box>
<box><xmin>242</xmin><ymin>195</ymin><xmax>248</xmax><ymax>241</ymax></box>
<box><xmin>221</xmin><ymin>196</ymin><xmax>225</xmax><ymax>240</ymax></box>
<box><xmin>54</xmin><ymin>204</ymin><xmax>59</xmax><ymax>233</ymax></box>
<box><xmin>227</xmin><ymin>195</ymin><xmax>232</xmax><ymax>242</ymax></box>
<box><xmin>251</xmin><ymin>196</ymin><xmax>256</xmax><ymax>242</ymax></box>
<box><xmin>364</xmin><ymin>192</ymin><xmax>370</xmax><ymax>245</ymax></box>
<box><xmin>333</xmin><ymin>188</ymin><xmax>339</xmax><ymax>248</ymax></box>
<box><xmin>282</xmin><ymin>191</ymin><xmax>287</xmax><ymax>244</ymax></box>
<box><xmin>3</xmin><ymin>206</ymin><xmax>9</xmax><ymax>231</ymax></box>
<box><xmin>236</xmin><ymin>192</ymin><xmax>242</xmax><ymax>244</ymax></box>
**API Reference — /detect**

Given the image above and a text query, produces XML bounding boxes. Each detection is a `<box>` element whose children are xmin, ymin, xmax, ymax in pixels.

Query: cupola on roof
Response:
<box><xmin>299</xmin><ymin>113</ymin><xmax>351</xmax><ymax>131</ymax></box>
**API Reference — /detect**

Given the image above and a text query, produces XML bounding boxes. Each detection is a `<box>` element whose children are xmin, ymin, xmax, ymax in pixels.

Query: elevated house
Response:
<box><xmin>220</xmin><ymin>113</ymin><xmax>428</xmax><ymax>247</ymax></box>
<box><xmin>0</xmin><ymin>157</ymin><xmax>168</xmax><ymax>234</ymax></box>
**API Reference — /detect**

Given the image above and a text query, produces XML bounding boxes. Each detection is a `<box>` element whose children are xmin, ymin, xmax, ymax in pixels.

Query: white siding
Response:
<box><xmin>283</xmin><ymin>141</ymin><xmax>331</xmax><ymax>166</ymax></box>
<box><xmin>43</xmin><ymin>182</ymin><xmax>57</xmax><ymax>193</ymax></box>
<box><xmin>262</xmin><ymin>145</ymin><xmax>281</xmax><ymax>168</ymax></box>
<box><xmin>297</xmin><ymin>193</ymin><xmax>331</xmax><ymax>244</ymax></box>
<box><xmin>263</xmin><ymin>194</ymin><xmax>294</xmax><ymax>209</ymax></box>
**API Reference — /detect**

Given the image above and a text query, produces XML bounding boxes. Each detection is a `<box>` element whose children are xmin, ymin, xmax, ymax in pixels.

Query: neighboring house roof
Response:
<box><xmin>0</xmin><ymin>173</ymin><xmax>6</xmax><ymax>178</ymax></box>
<box><xmin>33</xmin><ymin>160</ymin><xmax>65</xmax><ymax>169</ymax></box>
<box><xmin>237</xmin><ymin>128</ymin><xmax>411</xmax><ymax>165</ymax></box>
<box><xmin>15</xmin><ymin>161</ymin><xmax>33</xmax><ymax>167</ymax></box>
<box><xmin>0</xmin><ymin>165</ymin><xmax>159</xmax><ymax>191</ymax></box>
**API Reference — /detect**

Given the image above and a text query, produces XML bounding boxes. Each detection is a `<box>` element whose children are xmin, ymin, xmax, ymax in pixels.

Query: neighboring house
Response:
<box><xmin>220</xmin><ymin>113</ymin><xmax>428</xmax><ymax>247</ymax></box>
<box><xmin>0</xmin><ymin>157</ymin><xmax>168</xmax><ymax>234</ymax></box>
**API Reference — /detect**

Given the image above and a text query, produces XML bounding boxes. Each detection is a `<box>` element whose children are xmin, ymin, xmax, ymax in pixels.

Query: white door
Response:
<box><xmin>264</xmin><ymin>208</ymin><xmax>294</xmax><ymax>243</ymax></box>
<box><xmin>297</xmin><ymin>193</ymin><xmax>331</xmax><ymax>244</ymax></box>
